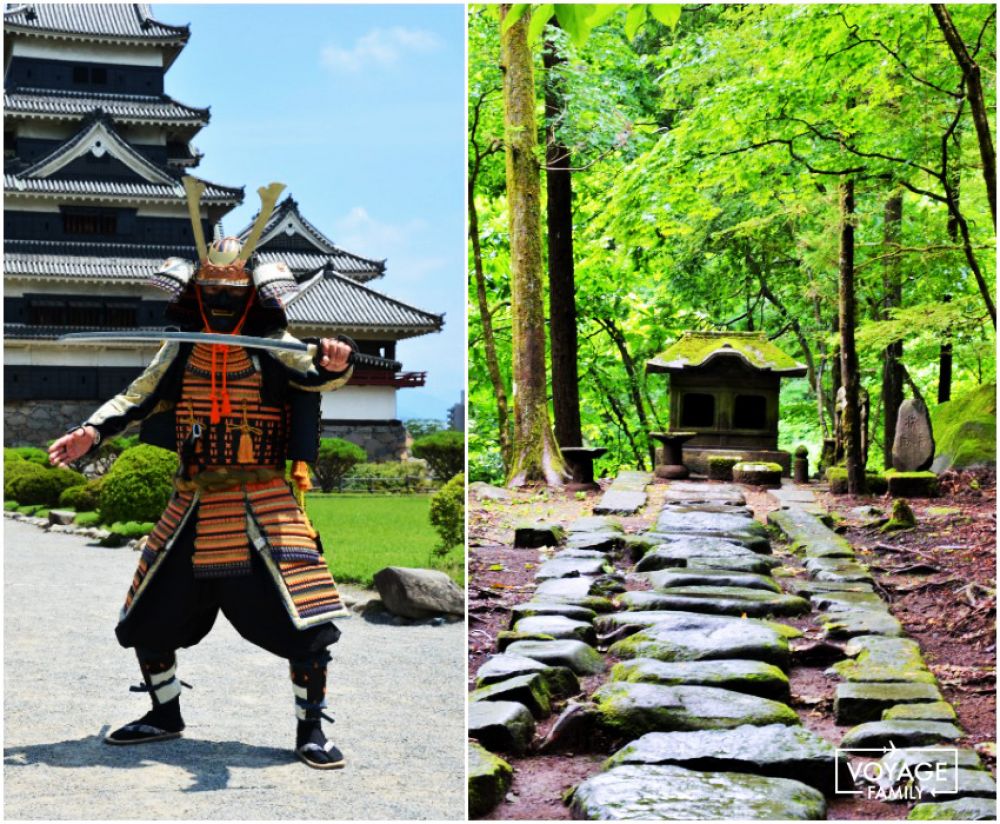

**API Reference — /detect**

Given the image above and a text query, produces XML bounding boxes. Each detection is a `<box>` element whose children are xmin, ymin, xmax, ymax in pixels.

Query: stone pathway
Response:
<box><xmin>593</xmin><ymin>471</ymin><xmax>652</xmax><ymax>515</ymax></box>
<box><xmin>469</xmin><ymin>478</ymin><xmax>997</xmax><ymax>820</ymax></box>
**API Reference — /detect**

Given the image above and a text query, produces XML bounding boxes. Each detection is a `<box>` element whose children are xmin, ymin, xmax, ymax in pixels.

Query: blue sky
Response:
<box><xmin>163</xmin><ymin>4</ymin><xmax>465</xmax><ymax>421</ymax></box>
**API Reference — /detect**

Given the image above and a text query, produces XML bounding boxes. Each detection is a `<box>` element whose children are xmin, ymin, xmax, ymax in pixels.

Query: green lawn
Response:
<box><xmin>306</xmin><ymin>493</ymin><xmax>464</xmax><ymax>588</ymax></box>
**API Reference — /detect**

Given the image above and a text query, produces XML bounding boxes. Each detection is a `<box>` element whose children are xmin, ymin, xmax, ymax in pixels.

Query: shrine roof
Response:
<box><xmin>647</xmin><ymin>331</ymin><xmax>808</xmax><ymax>376</ymax></box>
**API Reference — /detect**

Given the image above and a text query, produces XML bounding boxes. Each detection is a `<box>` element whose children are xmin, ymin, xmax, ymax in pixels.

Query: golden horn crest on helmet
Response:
<box><xmin>238</xmin><ymin>182</ymin><xmax>286</xmax><ymax>263</ymax></box>
<box><xmin>182</xmin><ymin>175</ymin><xmax>209</xmax><ymax>263</ymax></box>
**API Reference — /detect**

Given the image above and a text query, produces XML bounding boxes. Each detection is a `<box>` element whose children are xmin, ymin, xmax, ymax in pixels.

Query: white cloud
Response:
<box><xmin>332</xmin><ymin>207</ymin><xmax>446</xmax><ymax>286</ymax></box>
<box><xmin>321</xmin><ymin>27</ymin><xmax>441</xmax><ymax>73</ymax></box>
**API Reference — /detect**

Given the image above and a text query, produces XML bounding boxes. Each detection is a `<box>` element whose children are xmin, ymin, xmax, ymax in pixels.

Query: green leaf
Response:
<box><xmin>501</xmin><ymin>4</ymin><xmax>530</xmax><ymax>34</ymax></box>
<box><xmin>528</xmin><ymin>3</ymin><xmax>555</xmax><ymax>41</ymax></box>
<box><xmin>587</xmin><ymin>4</ymin><xmax>621</xmax><ymax>28</ymax></box>
<box><xmin>648</xmin><ymin>3</ymin><xmax>682</xmax><ymax>28</ymax></box>
<box><xmin>555</xmin><ymin>4</ymin><xmax>595</xmax><ymax>46</ymax></box>
<box><xmin>624</xmin><ymin>4</ymin><xmax>647</xmax><ymax>39</ymax></box>
<box><xmin>489</xmin><ymin>563</ymin><xmax>506</xmax><ymax>571</ymax></box>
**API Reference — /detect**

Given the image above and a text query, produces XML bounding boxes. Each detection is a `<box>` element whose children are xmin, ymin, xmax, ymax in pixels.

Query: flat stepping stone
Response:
<box><xmin>475</xmin><ymin>653</ymin><xmax>580</xmax><ymax>696</ymax></box>
<box><xmin>834</xmin><ymin>682</ymin><xmax>943</xmax><ymax>724</ymax></box>
<box><xmin>533</xmin><ymin>577</ymin><xmax>614</xmax><ymax>611</ymax></box>
<box><xmin>505</xmin><ymin>639</ymin><xmax>604</xmax><ymax>674</ymax></box>
<box><xmin>881</xmin><ymin>746</ymin><xmax>983</xmax><ymax>772</ymax></box>
<box><xmin>820</xmin><ymin>609</ymin><xmax>903</xmax><ymax>638</ymax></box>
<box><xmin>830</xmin><ymin>636</ymin><xmax>933</xmax><ymax>683</ymax></box>
<box><xmin>509</xmin><ymin>602</ymin><xmax>597</xmax><ymax>624</ymax></box>
<box><xmin>514</xmin><ymin>521</ymin><xmax>565</xmax><ymax>548</ymax></box>
<box><xmin>655</xmin><ymin>507</ymin><xmax>767</xmax><ymax>533</ymax></box>
<box><xmin>661</xmin><ymin>503</ymin><xmax>755</xmax><ymax>518</ymax></box>
<box><xmin>840</xmin><ymin>720</ymin><xmax>963</xmax><ymax>748</ymax></box>
<box><xmin>786</xmin><ymin>579</ymin><xmax>875</xmax><ymax>597</ymax></box>
<box><xmin>468</xmin><ymin>741</ymin><xmax>513</xmax><ymax>818</ymax></box>
<box><xmin>592</xmin><ymin>682</ymin><xmax>798</xmax><ymax>737</ymax></box>
<box><xmin>610</xmin><ymin>658</ymin><xmax>789</xmax><ymax>700</ymax></box>
<box><xmin>568</xmin><ymin>516</ymin><xmax>623</xmax><ymax>533</ymax></box>
<box><xmin>514</xmin><ymin>615</ymin><xmax>596</xmax><ymax>644</ymax></box>
<box><xmin>883</xmin><ymin>701</ymin><xmax>957</xmax><ymax>722</ymax></box>
<box><xmin>468</xmin><ymin>699</ymin><xmax>536</xmax><ymax>754</ymax></box>
<box><xmin>554</xmin><ymin>547</ymin><xmax>607</xmax><ymax>559</ymax></box>
<box><xmin>647</xmin><ymin>530</ymin><xmax>772</xmax><ymax>555</ymax></box>
<box><xmin>768</xmin><ymin>509</ymin><xmax>855</xmax><ymax>558</ymax></box>
<box><xmin>594</xmin><ymin>490</ymin><xmax>647</xmax><ymax>515</ymax></box>
<box><xmin>643</xmin><ymin>567</ymin><xmax>781</xmax><ymax>593</ymax></box>
<box><xmin>565</xmin><ymin>532</ymin><xmax>624</xmax><ymax>552</ymax></box>
<box><xmin>636</xmin><ymin>539</ymin><xmax>779</xmax><ymax>573</ymax></box>
<box><xmin>664</xmin><ymin>482</ymin><xmax>746</xmax><ymax>505</ymax></box>
<box><xmin>908</xmin><ymin>797</ymin><xmax>998</xmax><ymax>820</ymax></box>
<box><xmin>620</xmin><ymin>586</ymin><xmax>809</xmax><ymax>618</ymax></box>
<box><xmin>809</xmin><ymin>590</ymin><xmax>885</xmax><ymax>612</ymax></box>
<box><xmin>605</xmin><ymin>723</ymin><xmax>846</xmax><ymax>794</ymax></box>
<box><xmin>570</xmin><ymin>763</ymin><xmax>826</xmax><ymax>819</ymax></box>
<box><xmin>609</xmin><ymin>620</ymin><xmax>789</xmax><ymax>668</ymax></box>
<box><xmin>469</xmin><ymin>672</ymin><xmax>551</xmax><ymax>718</ymax></box>
<box><xmin>610</xmin><ymin>470</ymin><xmax>653</xmax><ymax>491</ymax></box>
<box><xmin>534</xmin><ymin>556</ymin><xmax>607</xmax><ymax>581</ymax></box>
<box><xmin>596</xmin><ymin>609</ymin><xmax>800</xmax><ymax>640</ymax></box>
<box><xmin>804</xmin><ymin>557</ymin><xmax>873</xmax><ymax>583</ymax></box>
<box><xmin>913</xmin><ymin>767</ymin><xmax>998</xmax><ymax>801</ymax></box>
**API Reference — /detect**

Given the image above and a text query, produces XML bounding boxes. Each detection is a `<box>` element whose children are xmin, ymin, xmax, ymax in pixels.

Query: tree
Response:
<box><xmin>412</xmin><ymin>430</ymin><xmax>465</xmax><ymax>480</ymax></box>
<box><xmin>313</xmin><ymin>438</ymin><xmax>366</xmax><ymax>492</ymax></box>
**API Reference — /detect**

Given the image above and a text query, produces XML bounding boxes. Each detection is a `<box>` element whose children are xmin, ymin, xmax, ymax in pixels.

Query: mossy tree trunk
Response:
<box><xmin>500</xmin><ymin>4</ymin><xmax>569</xmax><ymax>487</ymax></box>
<box><xmin>881</xmin><ymin>191</ymin><xmax>904</xmax><ymax>469</ymax></box>
<box><xmin>544</xmin><ymin>30</ymin><xmax>582</xmax><ymax>450</ymax></box>
<box><xmin>838</xmin><ymin>177</ymin><xmax>866</xmax><ymax>494</ymax></box>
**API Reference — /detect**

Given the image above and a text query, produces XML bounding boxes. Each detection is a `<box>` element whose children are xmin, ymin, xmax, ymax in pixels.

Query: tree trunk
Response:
<box><xmin>933</xmin><ymin>3</ymin><xmax>996</xmax><ymax>228</ymax></box>
<box><xmin>939</xmin><ymin>295</ymin><xmax>954</xmax><ymax>403</ymax></box>
<box><xmin>543</xmin><ymin>34</ymin><xmax>581</xmax><ymax>449</ymax></box>
<box><xmin>469</xmin><ymin>179</ymin><xmax>512</xmax><ymax>471</ymax></box>
<box><xmin>881</xmin><ymin>191</ymin><xmax>904</xmax><ymax>469</ymax></box>
<box><xmin>500</xmin><ymin>4</ymin><xmax>568</xmax><ymax>487</ymax></box>
<box><xmin>838</xmin><ymin>177</ymin><xmax>866</xmax><ymax>494</ymax></box>
<box><xmin>597</xmin><ymin>316</ymin><xmax>654</xmax><ymax>468</ymax></box>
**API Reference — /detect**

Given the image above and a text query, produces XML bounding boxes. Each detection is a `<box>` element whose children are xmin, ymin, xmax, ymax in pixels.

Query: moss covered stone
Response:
<box><xmin>908</xmin><ymin>797</ymin><xmax>998</xmax><ymax>820</ymax></box>
<box><xmin>886</xmin><ymin>470</ymin><xmax>940</xmax><ymax>499</ymax></box>
<box><xmin>608</xmin><ymin>619</ymin><xmax>789</xmax><ymax>668</ymax></box>
<box><xmin>610</xmin><ymin>658</ymin><xmax>790</xmax><ymax>700</ymax></box>
<box><xmin>825</xmin><ymin>466</ymin><xmax>889</xmax><ymax>495</ymax></box>
<box><xmin>514</xmin><ymin>521</ymin><xmax>565</xmax><ymax>548</ymax></box>
<box><xmin>496</xmin><ymin>630</ymin><xmax>555</xmax><ymax>651</ymax></box>
<box><xmin>834</xmin><ymin>682</ymin><xmax>943</xmax><ymax>724</ymax></box>
<box><xmin>513</xmin><ymin>615</ymin><xmax>595</xmax><ymax>645</ymax></box>
<box><xmin>707</xmin><ymin>455</ymin><xmax>743</xmax><ymax>482</ymax></box>
<box><xmin>840</xmin><ymin>720</ymin><xmax>963</xmax><ymax>749</ymax></box>
<box><xmin>882</xmin><ymin>498</ymin><xmax>917</xmax><ymax>532</ymax></box>
<box><xmin>469</xmin><ymin>672</ymin><xmax>552</xmax><ymax>718</ymax></box>
<box><xmin>476</xmin><ymin>653</ymin><xmax>580</xmax><ymax>697</ymax></box>
<box><xmin>468</xmin><ymin>700</ymin><xmax>536</xmax><ymax>754</ymax></box>
<box><xmin>882</xmin><ymin>701</ymin><xmax>958</xmax><ymax>722</ymax></box>
<box><xmin>618</xmin><ymin>586</ymin><xmax>810</xmax><ymax>618</ymax></box>
<box><xmin>468</xmin><ymin>741</ymin><xmax>513</xmax><ymax>818</ymax></box>
<box><xmin>930</xmin><ymin>382</ymin><xmax>996</xmax><ymax>472</ymax></box>
<box><xmin>504</xmin><ymin>639</ymin><xmax>604</xmax><ymax>675</ymax></box>
<box><xmin>732</xmin><ymin>462</ymin><xmax>783</xmax><ymax>488</ymax></box>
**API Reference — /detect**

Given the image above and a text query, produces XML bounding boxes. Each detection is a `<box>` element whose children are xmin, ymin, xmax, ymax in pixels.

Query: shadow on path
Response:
<box><xmin>4</xmin><ymin>726</ymin><xmax>295</xmax><ymax>792</ymax></box>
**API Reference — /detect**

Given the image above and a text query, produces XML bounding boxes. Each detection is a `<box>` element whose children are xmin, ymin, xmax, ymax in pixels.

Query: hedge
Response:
<box><xmin>99</xmin><ymin>444</ymin><xmax>179</xmax><ymax>524</ymax></box>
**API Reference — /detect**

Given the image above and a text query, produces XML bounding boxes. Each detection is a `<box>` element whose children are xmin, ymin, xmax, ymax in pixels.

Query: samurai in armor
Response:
<box><xmin>48</xmin><ymin>179</ymin><xmax>352</xmax><ymax>769</ymax></box>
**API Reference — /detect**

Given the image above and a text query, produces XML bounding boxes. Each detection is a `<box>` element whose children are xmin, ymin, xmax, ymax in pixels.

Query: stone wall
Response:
<box><xmin>321</xmin><ymin>421</ymin><xmax>409</xmax><ymax>462</ymax></box>
<box><xmin>5</xmin><ymin>400</ymin><xmax>97</xmax><ymax>447</ymax></box>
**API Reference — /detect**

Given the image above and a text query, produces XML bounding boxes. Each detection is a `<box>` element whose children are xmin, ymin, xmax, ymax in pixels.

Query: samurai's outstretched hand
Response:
<box><xmin>48</xmin><ymin>426</ymin><xmax>97</xmax><ymax>468</ymax></box>
<box><xmin>318</xmin><ymin>338</ymin><xmax>352</xmax><ymax>373</ymax></box>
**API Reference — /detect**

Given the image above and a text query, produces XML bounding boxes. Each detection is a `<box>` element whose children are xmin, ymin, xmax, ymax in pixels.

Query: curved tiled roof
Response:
<box><xmin>4</xmin><ymin>252</ymin><xmax>166</xmax><ymax>282</ymax></box>
<box><xmin>255</xmin><ymin>250</ymin><xmax>382</xmax><ymax>281</ymax></box>
<box><xmin>4</xmin><ymin>4</ymin><xmax>189</xmax><ymax>43</ymax></box>
<box><xmin>5</xmin><ymin>323</ymin><xmax>167</xmax><ymax>341</ymax></box>
<box><xmin>5</xmin><ymin>175</ymin><xmax>242</xmax><ymax>204</ymax></box>
<box><xmin>6</xmin><ymin>239</ymin><xmax>197</xmax><ymax>258</ymax></box>
<box><xmin>647</xmin><ymin>331</ymin><xmax>808</xmax><ymax>376</ymax></box>
<box><xmin>285</xmin><ymin>270</ymin><xmax>443</xmax><ymax>338</ymax></box>
<box><xmin>5</xmin><ymin>88</ymin><xmax>209</xmax><ymax>126</ymax></box>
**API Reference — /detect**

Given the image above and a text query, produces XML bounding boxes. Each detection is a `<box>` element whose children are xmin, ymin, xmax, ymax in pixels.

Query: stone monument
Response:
<box><xmin>891</xmin><ymin>398</ymin><xmax>935</xmax><ymax>472</ymax></box>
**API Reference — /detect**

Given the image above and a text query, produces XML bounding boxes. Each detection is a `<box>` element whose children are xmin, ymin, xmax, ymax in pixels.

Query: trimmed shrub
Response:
<box><xmin>5</xmin><ymin>461</ymin><xmax>85</xmax><ymax>506</ymax></box>
<box><xmin>343</xmin><ymin>460</ymin><xmax>429</xmax><ymax>492</ymax></box>
<box><xmin>7</xmin><ymin>446</ymin><xmax>50</xmax><ymax>466</ymax></box>
<box><xmin>313</xmin><ymin>438</ymin><xmax>366</xmax><ymax>492</ymax></box>
<box><xmin>4</xmin><ymin>500</ymin><xmax>20</xmax><ymax>511</ymax></box>
<box><xmin>59</xmin><ymin>478</ymin><xmax>103</xmax><ymax>511</ymax></box>
<box><xmin>99</xmin><ymin>520</ymin><xmax>156</xmax><ymax>548</ymax></box>
<box><xmin>74</xmin><ymin>511</ymin><xmax>101</xmax><ymax>527</ymax></box>
<box><xmin>429</xmin><ymin>472</ymin><xmax>464</xmax><ymax>556</ymax></box>
<box><xmin>99</xmin><ymin>444</ymin><xmax>179</xmax><ymax>524</ymax></box>
<box><xmin>412</xmin><ymin>430</ymin><xmax>464</xmax><ymax>480</ymax></box>
<box><xmin>17</xmin><ymin>504</ymin><xmax>42</xmax><ymax>515</ymax></box>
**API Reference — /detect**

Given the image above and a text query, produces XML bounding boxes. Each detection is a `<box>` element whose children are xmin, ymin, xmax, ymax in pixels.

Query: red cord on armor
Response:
<box><xmin>195</xmin><ymin>284</ymin><xmax>255</xmax><ymax>424</ymax></box>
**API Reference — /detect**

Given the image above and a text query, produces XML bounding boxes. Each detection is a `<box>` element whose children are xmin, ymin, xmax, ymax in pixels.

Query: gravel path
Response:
<box><xmin>4</xmin><ymin>517</ymin><xmax>466</xmax><ymax>820</ymax></box>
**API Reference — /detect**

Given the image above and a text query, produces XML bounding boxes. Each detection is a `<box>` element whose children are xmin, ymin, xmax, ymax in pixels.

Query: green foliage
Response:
<box><xmin>411</xmin><ymin>431</ymin><xmax>465</xmax><ymax>480</ymax></box>
<box><xmin>429</xmin><ymin>473</ymin><xmax>465</xmax><ymax>557</ymax></box>
<box><xmin>404</xmin><ymin>418</ymin><xmax>450</xmax><ymax>440</ymax></box>
<box><xmin>99</xmin><ymin>444</ymin><xmax>178</xmax><ymax>525</ymax></box>
<box><xmin>74</xmin><ymin>511</ymin><xmax>101</xmax><ymax>527</ymax></box>
<box><xmin>4</xmin><ymin>461</ymin><xmax>85</xmax><ymax>506</ymax></box>
<box><xmin>4</xmin><ymin>500</ymin><xmax>20</xmax><ymax>511</ymax></box>
<box><xmin>58</xmin><ymin>478</ymin><xmax>103</xmax><ymax>512</ymax></box>
<box><xmin>6</xmin><ymin>446</ymin><xmax>49</xmax><ymax>466</ymax></box>
<box><xmin>17</xmin><ymin>504</ymin><xmax>42</xmax><ymax>515</ymax></box>
<box><xmin>89</xmin><ymin>434</ymin><xmax>140</xmax><ymax>476</ymax></box>
<box><xmin>99</xmin><ymin>520</ymin><xmax>155</xmax><ymax>547</ymax></box>
<box><xmin>343</xmin><ymin>460</ymin><xmax>430</xmax><ymax>492</ymax></box>
<box><xmin>931</xmin><ymin>382</ymin><xmax>996</xmax><ymax>470</ymax></box>
<box><xmin>312</xmin><ymin>438</ymin><xmax>367</xmax><ymax>493</ymax></box>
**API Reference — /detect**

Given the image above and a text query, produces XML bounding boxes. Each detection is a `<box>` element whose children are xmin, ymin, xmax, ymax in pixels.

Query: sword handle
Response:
<box><xmin>305</xmin><ymin>342</ymin><xmax>402</xmax><ymax>372</ymax></box>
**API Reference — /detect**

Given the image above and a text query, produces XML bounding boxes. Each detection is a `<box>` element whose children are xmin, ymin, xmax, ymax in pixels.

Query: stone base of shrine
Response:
<box><xmin>682</xmin><ymin>447</ymin><xmax>792</xmax><ymax>477</ymax></box>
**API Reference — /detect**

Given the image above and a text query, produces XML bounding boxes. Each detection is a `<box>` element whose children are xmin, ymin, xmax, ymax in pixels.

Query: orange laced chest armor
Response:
<box><xmin>177</xmin><ymin>344</ymin><xmax>288</xmax><ymax>471</ymax></box>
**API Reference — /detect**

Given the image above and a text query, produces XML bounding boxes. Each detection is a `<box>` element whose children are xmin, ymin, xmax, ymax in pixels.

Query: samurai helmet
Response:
<box><xmin>150</xmin><ymin>176</ymin><xmax>297</xmax><ymax>306</ymax></box>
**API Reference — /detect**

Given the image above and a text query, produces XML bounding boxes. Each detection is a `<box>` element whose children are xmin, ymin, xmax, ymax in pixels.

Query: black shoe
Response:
<box><xmin>296</xmin><ymin>739</ymin><xmax>346</xmax><ymax>770</ymax></box>
<box><xmin>105</xmin><ymin>709</ymin><xmax>184</xmax><ymax>746</ymax></box>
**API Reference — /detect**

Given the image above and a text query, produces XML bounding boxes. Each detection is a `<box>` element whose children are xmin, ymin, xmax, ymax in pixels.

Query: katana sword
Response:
<box><xmin>58</xmin><ymin>331</ymin><xmax>402</xmax><ymax>371</ymax></box>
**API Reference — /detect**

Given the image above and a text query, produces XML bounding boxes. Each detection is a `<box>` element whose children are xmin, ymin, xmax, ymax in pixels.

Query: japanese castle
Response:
<box><xmin>3</xmin><ymin>3</ymin><xmax>444</xmax><ymax>459</ymax></box>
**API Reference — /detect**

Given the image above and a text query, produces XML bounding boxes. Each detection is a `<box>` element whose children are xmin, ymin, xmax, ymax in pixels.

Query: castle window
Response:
<box><xmin>63</xmin><ymin>211</ymin><xmax>117</xmax><ymax>236</ymax></box>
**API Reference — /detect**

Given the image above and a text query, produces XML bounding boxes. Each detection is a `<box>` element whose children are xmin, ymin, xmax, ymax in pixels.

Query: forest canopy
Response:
<box><xmin>469</xmin><ymin>3</ymin><xmax>996</xmax><ymax>484</ymax></box>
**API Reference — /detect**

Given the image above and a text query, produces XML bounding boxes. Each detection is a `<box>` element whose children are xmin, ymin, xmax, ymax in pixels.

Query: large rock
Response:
<box><xmin>820</xmin><ymin>609</ymin><xmax>903</xmax><ymax>639</ymax></box>
<box><xmin>930</xmin><ymin>382</ymin><xmax>996</xmax><ymax>473</ymax></box>
<box><xmin>569</xmin><ymin>764</ymin><xmax>826</xmax><ymax>820</ymax></box>
<box><xmin>475</xmin><ymin>653</ymin><xmax>580</xmax><ymax>697</ymax></box>
<box><xmin>908</xmin><ymin>797</ymin><xmax>998</xmax><ymax>820</ymax></box>
<box><xmin>505</xmin><ymin>639</ymin><xmax>604</xmax><ymax>675</ymax></box>
<box><xmin>372</xmin><ymin>566</ymin><xmax>463</xmax><ymax>619</ymax></box>
<box><xmin>514</xmin><ymin>521</ymin><xmax>565</xmax><ymax>548</ymax></box>
<box><xmin>468</xmin><ymin>741</ymin><xmax>513</xmax><ymax>818</ymax></box>
<box><xmin>834</xmin><ymin>682</ymin><xmax>943</xmax><ymax>724</ymax></box>
<box><xmin>840</xmin><ymin>720</ymin><xmax>963</xmax><ymax>748</ymax></box>
<box><xmin>892</xmin><ymin>398</ymin><xmax>935</xmax><ymax>472</ymax></box>
<box><xmin>610</xmin><ymin>658</ymin><xmax>789</xmax><ymax>700</ymax></box>
<box><xmin>643</xmin><ymin>567</ymin><xmax>781</xmax><ymax>593</ymax></box>
<box><xmin>619</xmin><ymin>586</ymin><xmax>809</xmax><ymax>618</ymax></box>
<box><xmin>768</xmin><ymin>510</ymin><xmax>855</xmax><ymax>558</ymax></box>
<box><xmin>592</xmin><ymin>682</ymin><xmax>798</xmax><ymax>738</ymax></box>
<box><xmin>830</xmin><ymin>636</ymin><xmax>933</xmax><ymax>683</ymax></box>
<box><xmin>605</xmin><ymin>724</ymin><xmax>846</xmax><ymax>794</ymax></box>
<box><xmin>469</xmin><ymin>672</ymin><xmax>551</xmax><ymax>718</ymax></box>
<box><xmin>468</xmin><ymin>700</ymin><xmax>536</xmax><ymax>754</ymax></box>
<box><xmin>636</xmin><ymin>538</ymin><xmax>779</xmax><ymax>574</ymax></box>
<box><xmin>609</xmin><ymin>618</ymin><xmax>789</xmax><ymax>668</ymax></box>
<box><xmin>533</xmin><ymin>577</ymin><xmax>614</xmax><ymax>611</ymax></box>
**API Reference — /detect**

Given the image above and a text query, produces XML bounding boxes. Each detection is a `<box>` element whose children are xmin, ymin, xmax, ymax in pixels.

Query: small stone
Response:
<box><xmin>476</xmin><ymin>653</ymin><xmax>580</xmax><ymax>697</ymax></box>
<box><xmin>610</xmin><ymin>658</ymin><xmax>789</xmax><ymax>700</ymax></box>
<box><xmin>534</xmin><ymin>556</ymin><xmax>607</xmax><ymax>581</ymax></box>
<box><xmin>840</xmin><ymin>720</ymin><xmax>963</xmax><ymax>748</ymax></box>
<box><xmin>468</xmin><ymin>741</ymin><xmax>513</xmax><ymax>818</ymax></box>
<box><xmin>514</xmin><ymin>522</ymin><xmax>565</xmax><ymax>549</ymax></box>
<box><xmin>468</xmin><ymin>700</ymin><xmax>536</xmax><ymax>754</ymax></box>
<box><xmin>907</xmin><ymin>797</ymin><xmax>997</xmax><ymax>820</ymax></box>
<box><xmin>469</xmin><ymin>482</ymin><xmax>512</xmax><ymax>501</ymax></box>
<box><xmin>881</xmin><ymin>498</ymin><xmax>917</xmax><ymax>532</ymax></box>
<box><xmin>809</xmin><ymin>590</ymin><xmax>885</xmax><ymax>612</ymax></box>
<box><xmin>513</xmin><ymin>615</ymin><xmax>596</xmax><ymax>645</ymax></box>
<box><xmin>834</xmin><ymin>682</ymin><xmax>943</xmax><ymax>724</ymax></box>
<box><xmin>47</xmin><ymin>509</ymin><xmax>76</xmax><ymax>526</ymax></box>
<box><xmin>820</xmin><ymin>609</ymin><xmax>903</xmax><ymax>639</ymax></box>
<box><xmin>469</xmin><ymin>672</ymin><xmax>552</xmax><ymax>719</ymax></box>
<box><xmin>593</xmin><ymin>490</ymin><xmax>646</xmax><ymax>515</ymax></box>
<box><xmin>605</xmin><ymin>723</ymin><xmax>847</xmax><ymax>794</ymax></box>
<box><xmin>732</xmin><ymin>461</ymin><xmax>783</xmax><ymax>488</ymax></box>
<box><xmin>568</xmin><ymin>516</ymin><xmax>623</xmax><ymax>533</ymax></box>
<box><xmin>504</xmin><ymin>639</ymin><xmax>604</xmax><ymax>675</ymax></box>
<box><xmin>569</xmin><ymin>764</ymin><xmax>826</xmax><ymax>820</ymax></box>
<box><xmin>882</xmin><ymin>702</ymin><xmax>957</xmax><ymax>722</ymax></box>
